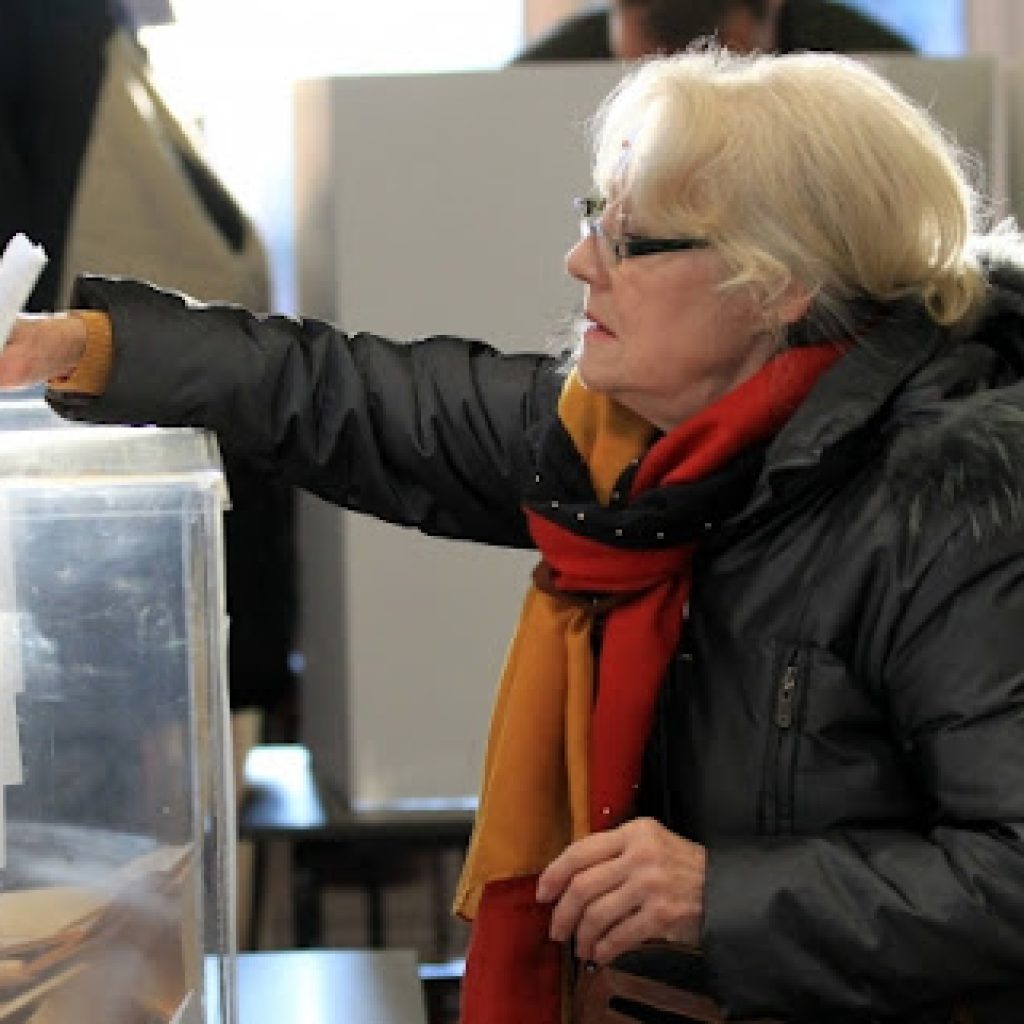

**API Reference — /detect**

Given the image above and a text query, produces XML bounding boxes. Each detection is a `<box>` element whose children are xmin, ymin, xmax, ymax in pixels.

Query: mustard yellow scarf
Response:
<box><xmin>457</xmin><ymin>346</ymin><xmax>843</xmax><ymax>1024</ymax></box>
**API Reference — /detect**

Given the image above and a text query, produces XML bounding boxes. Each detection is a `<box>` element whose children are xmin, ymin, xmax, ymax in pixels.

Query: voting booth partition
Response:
<box><xmin>292</xmin><ymin>57</ymin><xmax>1009</xmax><ymax>809</ymax></box>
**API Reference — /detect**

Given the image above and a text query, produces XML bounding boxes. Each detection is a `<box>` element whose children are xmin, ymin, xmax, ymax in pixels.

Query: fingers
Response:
<box><xmin>0</xmin><ymin>314</ymin><xmax>85</xmax><ymax>388</ymax></box>
<box><xmin>538</xmin><ymin>818</ymin><xmax>708</xmax><ymax>961</ymax></box>
<box><xmin>0</xmin><ymin>330</ymin><xmax>44</xmax><ymax>388</ymax></box>
<box><xmin>537</xmin><ymin>828</ymin><xmax>625</xmax><ymax>904</ymax></box>
<box><xmin>546</xmin><ymin>849</ymin><xmax>631</xmax><ymax>948</ymax></box>
<box><xmin>587</xmin><ymin>904</ymin><xmax>650</xmax><ymax>963</ymax></box>
<box><xmin>572</xmin><ymin>879</ymin><xmax>641</xmax><ymax>961</ymax></box>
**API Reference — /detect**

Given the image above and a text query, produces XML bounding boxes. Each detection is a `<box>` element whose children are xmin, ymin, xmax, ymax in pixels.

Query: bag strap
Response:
<box><xmin>572</xmin><ymin>960</ymin><xmax>783</xmax><ymax>1024</ymax></box>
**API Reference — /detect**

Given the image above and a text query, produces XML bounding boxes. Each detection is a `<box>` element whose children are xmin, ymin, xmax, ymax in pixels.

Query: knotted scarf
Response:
<box><xmin>455</xmin><ymin>343</ymin><xmax>843</xmax><ymax>1024</ymax></box>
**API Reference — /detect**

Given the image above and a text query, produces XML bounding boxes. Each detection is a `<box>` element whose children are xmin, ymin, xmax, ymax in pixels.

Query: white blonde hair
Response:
<box><xmin>591</xmin><ymin>47</ymin><xmax>988</xmax><ymax>331</ymax></box>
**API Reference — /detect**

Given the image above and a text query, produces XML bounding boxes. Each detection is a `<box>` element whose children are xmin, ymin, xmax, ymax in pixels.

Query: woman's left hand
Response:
<box><xmin>536</xmin><ymin>816</ymin><xmax>707</xmax><ymax>963</ymax></box>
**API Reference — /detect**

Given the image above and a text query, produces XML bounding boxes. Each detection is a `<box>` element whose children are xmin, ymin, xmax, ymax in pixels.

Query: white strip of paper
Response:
<box><xmin>0</xmin><ymin>494</ymin><xmax>19</xmax><ymax>870</ymax></box>
<box><xmin>0</xmin><ymin>632</ymin><xmax>20</xmax><ymax>785</ymax></box>
<box><xmin>0</xmin><ymin>233</ymin><xmax>48</xmax><ymax>351</ymax></box>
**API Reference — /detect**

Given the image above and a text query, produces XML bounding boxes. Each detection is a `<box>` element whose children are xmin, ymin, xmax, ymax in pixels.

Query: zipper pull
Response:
<box><xmin>775</xmin><ymin>661</ymin><xmax>798</xmax><ymax>728</ymax></box>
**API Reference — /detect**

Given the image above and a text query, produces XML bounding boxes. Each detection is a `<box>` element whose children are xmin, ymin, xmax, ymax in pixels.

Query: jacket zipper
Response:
<box><xmin>760</xmin><ymin>652</ymin><xmax>802</xmax><ymax>835</ymax></box>
<box><xmin>775</xmin><ymin>658</ymin><xmax>799</xmax><ymax>728</ymax></box>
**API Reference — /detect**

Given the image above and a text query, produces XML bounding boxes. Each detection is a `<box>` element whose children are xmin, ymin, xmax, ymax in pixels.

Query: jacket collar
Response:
<box><xmin>736</xmin><ymin>303</ymin><xmax>945</xmax><ymax>523</ymax></box>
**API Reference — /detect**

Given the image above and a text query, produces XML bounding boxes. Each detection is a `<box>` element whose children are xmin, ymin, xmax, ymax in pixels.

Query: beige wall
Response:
<box><xmin>523</xmin><ymin>0</ymin><xmax>592</xmax><ymax>42</ymax></box>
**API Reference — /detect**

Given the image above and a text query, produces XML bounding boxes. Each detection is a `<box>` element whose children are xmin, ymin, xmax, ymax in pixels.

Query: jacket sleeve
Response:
<box><xmin>701</xmin><ymin>519</ymin><xmax>1024</xmax><ymax>1018</ymax></box>
<box><xmin>48</xmin><ymin>275</ymin><xmax>562</xmax><ymax>547</ymax></box>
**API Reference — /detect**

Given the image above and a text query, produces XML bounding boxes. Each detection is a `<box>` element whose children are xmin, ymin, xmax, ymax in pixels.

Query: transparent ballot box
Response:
<box><xmin>0</xmin><ymin>399</ymin><xmax>235</xmax><ymax>1024</ymax></box>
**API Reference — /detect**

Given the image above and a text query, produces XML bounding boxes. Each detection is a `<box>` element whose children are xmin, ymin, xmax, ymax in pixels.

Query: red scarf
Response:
<box><xmin>458</xmin><ymin>344</ymin><xmax>843</xmax><ymax>1023</ymax></box>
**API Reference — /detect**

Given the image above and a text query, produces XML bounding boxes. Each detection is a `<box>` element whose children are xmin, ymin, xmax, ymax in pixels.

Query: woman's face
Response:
<box><xmin>565</xmin><ymin>198</ymin><xmax>776</xmax><ymax>431</ymax></box>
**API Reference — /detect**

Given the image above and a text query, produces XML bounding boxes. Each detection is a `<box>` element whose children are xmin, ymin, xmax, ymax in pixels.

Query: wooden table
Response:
<box><xmin>239</xmin><ymin>745</ymin><xmax>476</xmax><ymax>955</ymax></box>
<box><xmin>206</xmin><ymin>949</ymin><xmax>428</xmax><ymax>1024</ymax></box>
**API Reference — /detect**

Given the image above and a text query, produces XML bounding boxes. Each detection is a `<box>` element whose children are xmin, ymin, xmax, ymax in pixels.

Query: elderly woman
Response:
<box><xmin>6</xmin><ymin>49</ymin><xmax>1024</xmax><ymax>1023</ymax></box>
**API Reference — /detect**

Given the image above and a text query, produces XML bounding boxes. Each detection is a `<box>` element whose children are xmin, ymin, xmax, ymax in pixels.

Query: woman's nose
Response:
<box><xmin>565</xmin><ymin>234</ymin><xmax>605</xmax><ymax>285</ymax></box>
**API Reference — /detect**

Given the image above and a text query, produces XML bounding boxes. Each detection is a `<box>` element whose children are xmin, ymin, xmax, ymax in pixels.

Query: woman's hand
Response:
<box><xmin>536</xmin><ymin>816</ymin><xmax>707</xmax><ymax>963</ymax></box>
<box><xmin>0</xmin><ymin>314</ymin><xmax>87</xmax><ymax>389</ymax></box>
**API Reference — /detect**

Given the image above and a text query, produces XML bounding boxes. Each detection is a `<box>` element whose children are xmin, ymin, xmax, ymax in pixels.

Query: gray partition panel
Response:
<box><xmin>1005</xmin><ymin>61</ymin><xmax>1024</xmax><ymax>223</ymax></box>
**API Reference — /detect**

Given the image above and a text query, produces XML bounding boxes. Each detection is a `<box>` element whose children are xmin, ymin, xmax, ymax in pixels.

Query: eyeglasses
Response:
<box><xmin>574</xmin><ymin>196</ymin><xmax>711</xmax><ymax>266</ymax></box>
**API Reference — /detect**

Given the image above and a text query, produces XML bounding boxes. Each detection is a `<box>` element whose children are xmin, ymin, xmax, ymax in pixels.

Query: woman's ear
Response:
<box><xmin>774</xmin><ymin>279</ymin><xmax>812</xmax><ymax>327</ymax></box>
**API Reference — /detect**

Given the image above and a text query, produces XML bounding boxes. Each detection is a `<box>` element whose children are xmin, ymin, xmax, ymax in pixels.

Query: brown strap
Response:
<box><xmin>573</xmin><ymin>964</ymin><xmax>976</xmax><ymax>1024</ymax></box>
<box><xmin>572</xmin><ymin>962</ymin><xmax>783</xmax><ymax>1024</ymax></box>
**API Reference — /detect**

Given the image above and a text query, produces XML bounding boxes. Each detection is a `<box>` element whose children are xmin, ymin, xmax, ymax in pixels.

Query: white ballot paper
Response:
<box><xmin>0</xmin><ymin>233</ymin><xmax>48</xmax><ymax>351</ymax></box>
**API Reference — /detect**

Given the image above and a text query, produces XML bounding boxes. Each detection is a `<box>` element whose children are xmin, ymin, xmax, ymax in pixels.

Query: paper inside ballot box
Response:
<box><xmin>0</xmin><ymin>842</ymin><xmax>197</xmax><ymax>1023</ymax></box>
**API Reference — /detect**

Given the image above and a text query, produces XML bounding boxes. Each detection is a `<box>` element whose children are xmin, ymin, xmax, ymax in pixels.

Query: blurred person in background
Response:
<box><xmin>0</xmin><ymin>0</ymin><xmax>116</xmax><ymax>309</ymax></box>
<box><xmin>514</xmin><ymin>0</ymin><xmax>912</xmax><ymax>62</ymax></box>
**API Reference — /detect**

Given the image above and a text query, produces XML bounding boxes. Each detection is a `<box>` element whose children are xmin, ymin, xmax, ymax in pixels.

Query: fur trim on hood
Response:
<box><xmin>886</xmin><ymin>245</ymin><xmax>1024</xmax><ymax>540</ymax></box>
<box><xmin>888</xmin><ymin>386</ymin><xmax>1024</xmax><ymax>540</ymax></box>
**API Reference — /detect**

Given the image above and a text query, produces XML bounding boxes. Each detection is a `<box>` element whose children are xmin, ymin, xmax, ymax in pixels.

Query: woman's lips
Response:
<box><xmin>583</xmin><ymin>314</ymin><xmax>615</xmax><ymax>340</ymax></box>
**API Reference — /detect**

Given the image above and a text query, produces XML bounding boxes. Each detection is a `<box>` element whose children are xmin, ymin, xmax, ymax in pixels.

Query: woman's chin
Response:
<box><xmin>576</xmin><ymin>349</ymin><xmax>616</xmax><ymax>394</ymax></box>
<box><xmin>575</xmin><ymin>358</ymin><xmax>601</xmax><ymax>393</ymax></box>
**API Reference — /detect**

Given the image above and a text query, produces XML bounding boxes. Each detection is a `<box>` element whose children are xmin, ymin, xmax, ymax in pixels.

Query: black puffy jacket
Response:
<box><xmin>54</xmin><ymin>264</ymin><xmax>1024</xmax><ymax>1021</ymax></box>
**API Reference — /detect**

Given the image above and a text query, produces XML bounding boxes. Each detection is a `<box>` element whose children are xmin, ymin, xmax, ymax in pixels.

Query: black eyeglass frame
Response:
<box><xmin>574</xmin><ymin>196</ymin><xmax>711</xmax><ymax>263</ymax></box>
